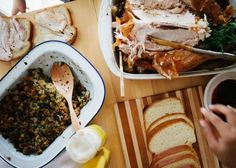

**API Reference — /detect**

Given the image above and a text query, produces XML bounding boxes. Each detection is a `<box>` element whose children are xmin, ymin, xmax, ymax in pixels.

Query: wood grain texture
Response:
<box><xmin>0</xmin><ymin>61</ymin><xmax>11</xmax><ymax>80</ymax></box>
<box><xmin>0</xmin><ymin>0</ymin><xmax>216</xmax><ymax>167</ymax></box>
<box><xmin>114</xmin><ymin>86</ymin><xmax>221</xmax><ymax>168</ymax></box>
<box><xmin>92</xmin><ymin>0</ymin><xmax>101</xmax><ymax>20</ymax></box>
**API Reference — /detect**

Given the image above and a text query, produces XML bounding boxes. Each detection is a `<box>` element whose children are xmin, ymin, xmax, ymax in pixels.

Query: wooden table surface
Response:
<box><xmin>0</xmin><ymin>0</ymin><xmax>213</xmax><ymax>167</ymax></box>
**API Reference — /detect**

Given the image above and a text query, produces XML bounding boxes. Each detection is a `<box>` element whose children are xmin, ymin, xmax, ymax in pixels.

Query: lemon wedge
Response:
<box><xmin>82</xmin><ymin>147</ymin><xmax>110</xmax><ymax>168</ymax></box>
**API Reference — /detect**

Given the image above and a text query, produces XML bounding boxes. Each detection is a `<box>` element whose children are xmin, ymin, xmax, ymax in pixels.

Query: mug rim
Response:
<box><xmin>203</xmin><ymin>71</ymin><xmax>236</xmax><ymax>110</ymax></box>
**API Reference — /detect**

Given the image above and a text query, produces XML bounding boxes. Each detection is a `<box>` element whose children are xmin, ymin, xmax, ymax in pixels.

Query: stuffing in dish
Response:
<box><xmin>0</xmin><ymin>68</ymin><xmax>90</xmax><ymax>155</ymax></box>
<box><xmin>112</xmin><ymin>0</ymin><xmax>236</xmax><ymax>79</ymax></box>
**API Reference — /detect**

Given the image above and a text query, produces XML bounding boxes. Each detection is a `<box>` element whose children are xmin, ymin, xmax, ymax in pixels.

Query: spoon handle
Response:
<box><xmin>149</xmin><ymin>36</ymin><xmax>236</xmax><ymax>61</ymax></box>
<box><xmin>67</xmin><ymin>99</ymin><xmax>80</xmax><ymax>131</ymax></box>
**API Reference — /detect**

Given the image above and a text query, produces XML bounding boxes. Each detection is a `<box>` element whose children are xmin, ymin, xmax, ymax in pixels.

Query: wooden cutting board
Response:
<box><xmin>114</xmin><ymin>86</ymin><xmax>221</xmax><ymax>168</ymax></box>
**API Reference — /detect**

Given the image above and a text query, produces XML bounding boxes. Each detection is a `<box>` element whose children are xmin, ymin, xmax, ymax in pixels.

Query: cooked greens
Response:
<box><xmin>200</xmin><ymin>20</ymin><xmax>236</xmax><ymax>54</ymax></box>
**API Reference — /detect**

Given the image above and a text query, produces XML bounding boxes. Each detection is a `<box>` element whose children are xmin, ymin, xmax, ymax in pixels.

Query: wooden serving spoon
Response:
<box><xmin>51</xmin><ymin>63</ymin><xmax>80</xmax><ymax>131</ymax></box>
<box><xmin>149</xmin><ymin>36</ymin><xmax>236</xmax><ymax>61</ymax></box>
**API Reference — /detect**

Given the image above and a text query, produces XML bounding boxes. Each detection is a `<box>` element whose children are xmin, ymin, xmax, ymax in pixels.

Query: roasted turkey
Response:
<box><xmin>112</xmin><ymin>0</ymin><xmax>234</xmax><ymax>79</ymax></box>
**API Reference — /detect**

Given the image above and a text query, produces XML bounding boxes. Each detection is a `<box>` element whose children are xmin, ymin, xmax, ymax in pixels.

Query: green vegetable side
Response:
<box><xmin>199</xmin><ymin>19</ymin><xmax>236</xmax><ymax>54</ymax></box>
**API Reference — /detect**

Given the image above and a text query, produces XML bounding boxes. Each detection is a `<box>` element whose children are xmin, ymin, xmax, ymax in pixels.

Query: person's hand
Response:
<box><xmin>12</xmin><ymin>0</ymin><xmax>26</xmax><ymax>15</ymax></box>
<box><xmin>200</xmin><ymin>104</ymin><xmax>236</xmax><ymax>168</ymax></box>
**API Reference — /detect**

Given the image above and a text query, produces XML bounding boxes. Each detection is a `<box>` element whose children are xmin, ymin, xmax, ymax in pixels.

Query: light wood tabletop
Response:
<box><xmin>0</xmin><ymin>0</ymin><xmax>214</xmax><ymax>167</ymax></box>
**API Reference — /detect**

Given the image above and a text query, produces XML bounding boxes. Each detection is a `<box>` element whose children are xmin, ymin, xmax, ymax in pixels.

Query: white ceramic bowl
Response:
<box><xmin>0</xmin><ymin>41</ymin><xmax>105</xmax><ymax>168</ymax></box>
<box><xmin>204</xmin><ymin>70</ymin><xmax>236</xmax><ymax>110</ymax></box>
<box><xmin>98</xmin><ymin>0</ymin><xmax>236</xmax><ymax>80</ymax></box>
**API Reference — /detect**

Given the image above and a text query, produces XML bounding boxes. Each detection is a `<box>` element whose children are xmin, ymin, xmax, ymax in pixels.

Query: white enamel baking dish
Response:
<box><xmin>0</xmin><ymin>41</ymin><xmax>105</xmax><ymax>168</ymax></box>
<box><xmin>98</xmin><ymin>0</ymin><xmax>236</xmax><ymax>80</ymax></box>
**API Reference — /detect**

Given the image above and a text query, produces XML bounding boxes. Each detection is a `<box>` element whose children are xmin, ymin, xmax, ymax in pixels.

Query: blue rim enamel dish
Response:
<box><xmin>0</xmin><ymin>41</ymin><xmax>106</xmax><ymax>168</ymax></box>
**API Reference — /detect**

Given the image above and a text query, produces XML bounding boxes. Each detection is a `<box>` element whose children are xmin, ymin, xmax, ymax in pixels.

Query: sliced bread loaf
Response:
<box><xmin>144</xmin><ymin>97</ymin><xmax>184</xmax><ymax>129</ymax></box>
<box><xmin>151</xmin><ymin>145</ymin><xmax>196</xmax><ymax>163</ymax></box>
<box><xmin>150</xmin><ymin>153</ymin><xmax>201</xmax><ymax>168</ymax></box>
<box><xmin>147</xmin><ymin>113</ymin><xmax>194</xmax><ymax>135</ymax></box>
<box><xmin>150</xmin><ymin>145</ymin><xmax>201</xmax><ymax>168</ymax></box>
<box><xmin>147</xmin><ymin>119</ymin><xmax>196</xmax><ymax>154</ymax></box>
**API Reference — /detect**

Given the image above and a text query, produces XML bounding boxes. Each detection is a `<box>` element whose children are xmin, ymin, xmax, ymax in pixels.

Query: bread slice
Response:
<box><xmin>0</xmin><ymin>17</ymin><xmax>31</xmax><ymax>61</ymax></box>
<box><xmin>150</xmin><ymin>145</ymin><xmax>201</xmax><ymax>168</ymax></box>
<box><xmin>144</xmin><ymin>97</ymin><xmax>184</xmax><ymax>129</ymax></box>
<box><xmin>33</xmin><ymin>6</ymin><xmax>76</xmax><ymax>45</ymax></box>
<box><xmin>147</xmin><ymin>113</ymin><xmax>194</xmax><ymax>135</ymax></box>
<box><xmin>151</xmin><ymin>145</ymin><xmax>196</xmax><ymax>163</ymax></box>
<box><xmin>150</xmin><ymin>153</ymin><xmax>201</xmax><ymax>168</ymax></box>
<box><xmin>147</xmin><ymin>119</ymin><xmax>196</xmax><ymax>154</ymax></box>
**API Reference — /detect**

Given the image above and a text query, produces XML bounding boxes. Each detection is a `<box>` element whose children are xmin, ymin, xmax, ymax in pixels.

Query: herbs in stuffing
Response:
<box><xmin>0</xmin><ymin>68</ymin><xmax>90</xmax><ymax>155</ymax></box>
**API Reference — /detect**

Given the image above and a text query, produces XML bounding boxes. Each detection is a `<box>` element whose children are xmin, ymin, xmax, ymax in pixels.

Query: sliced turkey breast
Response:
<box><xmin>144</xmin><ymin>0</ymin><xmax>186</xmax><ymax>13</ymax></box>
<box><xmin>127</xmin><ymin>0</ymin><xmax>144</xmax><ymax>11</ymax></box>
<box><xmin>128</xmin><ymin>0</ymin><xmax>234</xmax><ymax>24</ymax></box>
<box><xmin>33</xmin><ymin>6</ymin><xmax>76</xmax><ymax>45</ymax></box>
<box><xmin>114</xmin><ymin>13</ymin><xmax>209</xmax><ymax>53</ymax></box>
<box><xmin>9</xmin><ymin>19</ymin><xmax>26</xmax><ymax>51</ymax></box>
<box><xmin>0</xmin><ymin>18</ymin><xmax>11</xmax><ymax>60</ymax></box>
<box><xmin>144</xmin><ymin>0</ymin><xmax>182</xmax><ymax>9</ymax></box>
<box><xmin>0</xmin><ymin>17</ymin><xmax>30</xmax><ymax>61</ymax></box>
<box><xmin>131</xmin><ymin>9</ymin><xmax>210</xmax><ymax>31</ymax></box>
<box><xmin>35</xmin><ymin>9</ymin><xmax>67</xmax><ymax>32</ymax></box>
<box><xmin>113</xmin><ymin>11</ymin><xmax>211</xmax><ymax>72</ymax></box>
<box><xmin>128</xmin><ymin>0</ymin><xmax>186</xmax><ymax>13</ymax></box>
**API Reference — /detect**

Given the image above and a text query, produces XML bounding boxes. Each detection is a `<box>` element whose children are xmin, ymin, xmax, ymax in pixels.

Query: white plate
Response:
<box><xmin>0</xmin><ymin>41</ymin><xmax>105</xmax><ymax>168</ymax></box>
<box><xmin>98</xmin><ymin>0</ymin><xmax>236</xmax><ymax>80</ymax></box>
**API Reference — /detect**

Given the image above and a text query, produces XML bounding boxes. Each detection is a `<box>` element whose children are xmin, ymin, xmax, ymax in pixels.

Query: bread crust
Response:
<box><xmin>147</xmin><ymin>113</ymin><xmax>194</xmax><ymax>134</ymax></box>
<box><xmin>144</xmin><ymin>98</ymin><xmax>183</xmax><ymax>117</ymax></box>
<box><xmin>12</xmin><ymin>41</ymin><xmax>31</xmax><ymax>60</ymax></box>
<box><xmin>150</xmin><ymin>153</ymin><xmax>200</xmax><ymax>168</ymax></box>
<box><xmin>66</xmin><ymin>26</ymin><xmax>77</xmax><ymax>44</ymax></box>
<box><xmin>144</xmin><ymin>97</ymin><xmax>184</xmax><ymax>128</ymax></box>
<box><xmin>152</xmin><ymin>145</ymin><xmax>196</xmax><ymax>163</ymax></box>
<box><xmin>147</xmin><ymin>118</ymin><xmax>194</xmax><ymax>144</ymax></box>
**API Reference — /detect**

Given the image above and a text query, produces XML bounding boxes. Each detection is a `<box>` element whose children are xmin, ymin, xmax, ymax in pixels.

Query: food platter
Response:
<box><xmin>98</xmin><ymin>0</ymin><xmax>236</xmax><ymax>80</ymax></box>
<box><xmin>0</xmin><ymin>41</ymin><xmax>105</xmax><ymax>168</ymax></box>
